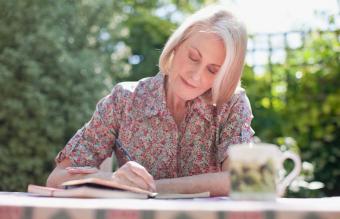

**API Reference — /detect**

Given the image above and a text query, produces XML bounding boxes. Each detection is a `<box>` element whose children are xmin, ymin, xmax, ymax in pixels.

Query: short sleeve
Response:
<box><xmin>55</xmin><ymin>85</ymin><xmax>126</xmax><ymax>167</ymax></box>
<box><xmin>216</xmin><ymin>91</ymin><xmax>255</xmax><ymax>163</ymax></box>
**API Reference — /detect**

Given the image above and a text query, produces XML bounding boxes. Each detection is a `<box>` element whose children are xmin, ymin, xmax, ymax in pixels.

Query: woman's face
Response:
<box><xmin>168</xmin><ymin>31</ymin><xmax>226</xmax><ymax>101</ymax></box>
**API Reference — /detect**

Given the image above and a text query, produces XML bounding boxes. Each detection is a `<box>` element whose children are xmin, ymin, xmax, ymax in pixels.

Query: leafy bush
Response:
<box><xmin>243</xmin><ymin>30</ymin><xmax>340</xmax><ymax>196</ymax></box>
<box><xmin>283</xmin><ymin>31</ymin><xmax>340</xmax><ymax>196</ymax></box>
<box><xmin>0</xmin><ymin>0</ymin><xmax>115</xmax><ymax>191</ymax></box>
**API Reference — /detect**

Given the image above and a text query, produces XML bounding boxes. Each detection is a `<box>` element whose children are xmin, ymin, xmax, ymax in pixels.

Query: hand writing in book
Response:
<box><xmin>64</xmin><ymin>162</ymin><xmax>156</xmax><ymax>192</ymax></box>
<box><xmin>112</xmin><ymin>161</ymin><xmax>156</xmax><ymax>192</ymax></box>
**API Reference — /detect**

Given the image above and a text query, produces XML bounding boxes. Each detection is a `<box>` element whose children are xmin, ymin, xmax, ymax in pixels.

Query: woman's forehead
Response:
<box><xmin>189</xmin><ymin>31</ymin><xmax>222</xmax><ymax>42</ymax></box>
<box><xmin>184</xmin><ymin>31</ymin><xmax>226</xmax><ymax>64</ymax></box>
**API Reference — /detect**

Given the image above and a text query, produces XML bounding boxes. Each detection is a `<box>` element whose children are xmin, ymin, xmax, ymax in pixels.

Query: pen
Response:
<box><xmin>115</xmin><ymin>138</ymin><xmax>132</xmax><ymax>161</ymax></box>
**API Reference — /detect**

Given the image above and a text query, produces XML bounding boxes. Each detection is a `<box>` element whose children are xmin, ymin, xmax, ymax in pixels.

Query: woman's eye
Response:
<box><xmin>208</xmin><ymin>66</ymin><xmax>218</xmax><ymax>74</ymax></box>
<box><xmin>188</xmin><ymin>53</ymin><xmax>199</xmax><ymax>62</ymax></box>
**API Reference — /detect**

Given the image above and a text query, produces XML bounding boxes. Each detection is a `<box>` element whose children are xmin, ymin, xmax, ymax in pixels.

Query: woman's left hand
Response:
<box><xmin>65</xmin><ymin>166</ymin><xmax>99</xmax><ymax>174</ymax></box>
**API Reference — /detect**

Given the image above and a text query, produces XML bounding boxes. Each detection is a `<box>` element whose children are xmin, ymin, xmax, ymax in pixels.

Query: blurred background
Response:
<box><xmin>0</xmin><ymin>0</ymin><xmax>339</xmax><ymax>198</ymax></box>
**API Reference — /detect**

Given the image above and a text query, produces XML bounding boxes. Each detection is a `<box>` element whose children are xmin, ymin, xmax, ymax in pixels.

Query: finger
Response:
<box><xmin>120</xmin><ymin>162</ymin><xmax>155</xmax><ymax>192</ymax></box>
<box><xmin>67</xmin><ymin>169</ymin><xmax>94</xmax><ymax>174</ymax></box>
<box><xmin>66</xmin><ymin>167</ymin><xmax>98</xmax><ymax>174</ymax></box>
<box><xmin>114</xmin><ymin>169</ymin><xmax>150</xmax><ymax>191</ymax></box>
<box><xmin>127</xmin><ymin>162</ymin><xmax>156</xmax><ymax>192</ymax></box>
<box><xmin>128</xmin><ymin>162</ymin><xmax>155</xmax><ymax>184</ymax></box>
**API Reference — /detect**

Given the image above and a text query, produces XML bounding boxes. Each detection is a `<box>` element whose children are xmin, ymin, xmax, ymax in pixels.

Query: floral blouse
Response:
<box><xmin>55</xmin><ymin>73</ymin><xmax>254</xmax><ymax>179</ymax></box>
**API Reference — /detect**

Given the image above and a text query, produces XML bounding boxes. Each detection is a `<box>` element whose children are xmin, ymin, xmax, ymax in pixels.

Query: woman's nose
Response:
<box><xmin>191</xmin><ymin>66</ymin><xmax>204</xmax><ymax>82</ymax></box>
<box><xmin>192</xmin><ymin>72</ymin><xmax>200</xmax><ymax>81</ymax></box>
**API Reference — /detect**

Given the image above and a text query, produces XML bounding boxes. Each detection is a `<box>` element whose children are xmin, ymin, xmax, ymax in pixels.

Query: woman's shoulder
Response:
<box><xmin>108</xmin><ymin>73</ymin><xmax>165</xmax><ymax>117</ymax></box>
<box><xmin>221</xmin><ymin>87</ymin><xmax>249</xmax><ymax>106</ymax></box>
<box><xmin>111</xmin><ymin>73</ymin><xmax>163</xmax><ymax>99</ymax></box>
<box><xmin>218</xmin><ymin>87</ymin><xmax>252</xmax><ymax>118</ymax></box>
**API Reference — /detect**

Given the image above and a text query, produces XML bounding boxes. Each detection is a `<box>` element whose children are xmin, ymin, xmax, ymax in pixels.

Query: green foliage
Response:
<box><xmin>242</xmin><ymin>66</ymin><xmax>284</xmax><ymax>141</ymax></box>
<box><xmin>119</xmin><ymin>7</ymin><xmax>175</xmax><ymax>81</ymax></box>
<box><xmin>0</xmin><ymin>0</ymin><xmax>117</xmax><ymax>191</ymax></box>
<box><xmin>243</xmin><ymin>31</ymin><xmax>340</xmax><ymax>196</ymax></box>
<box><xmin>283</xmin><ymin>31</ymin><xmax>340</xmax><ymax>195</ymax></box>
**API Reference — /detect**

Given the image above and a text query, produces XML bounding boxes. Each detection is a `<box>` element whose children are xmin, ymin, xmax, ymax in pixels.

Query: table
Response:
<box><xmin>0</xmin><ymin>192</ymin><xmax>339</xmax><ymax>219</ymax></box>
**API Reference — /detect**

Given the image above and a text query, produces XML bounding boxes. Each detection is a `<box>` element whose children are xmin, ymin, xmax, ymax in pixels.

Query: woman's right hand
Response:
<box><xmin>112</xmin><ymin>161</ymin><xmax>156</xmax><ymax>192</ymax></box>
<box><xmin>63</xmin><ymin>160</ymin><xmax>155</xmax><ymax>192</ymax></box>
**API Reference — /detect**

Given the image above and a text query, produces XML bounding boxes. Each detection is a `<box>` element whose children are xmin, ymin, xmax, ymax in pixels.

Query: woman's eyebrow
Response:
<box><xmin>211</xmin><ymin>63</ymin><xmax>221</xmax><ymax>68</ymax></box>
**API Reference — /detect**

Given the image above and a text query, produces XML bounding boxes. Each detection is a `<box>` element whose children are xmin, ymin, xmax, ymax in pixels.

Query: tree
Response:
<box><xmin>243</xmin><ymin>30</ymin><xmax>340</xmax><ymax>196</ymax></box>
<box><xmin>283</xmin><ymin>31</ymin><xmax>340</xmax><ymax>195</ymax></box>
<box><xmin>0</xmin><ymin>0</ymin><xmax>119</xmax><ymax>191</ymax></box>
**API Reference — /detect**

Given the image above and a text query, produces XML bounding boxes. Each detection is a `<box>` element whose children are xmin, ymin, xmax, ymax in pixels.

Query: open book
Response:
<box><xmin>28</xmin><ymin>178</ymin><xmax>210</xmax><ymax>199</ymax></box>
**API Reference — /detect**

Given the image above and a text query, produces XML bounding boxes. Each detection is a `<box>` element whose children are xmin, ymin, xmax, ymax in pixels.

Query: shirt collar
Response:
<box><xmin>143</xmin><ymin>73</ymin><xmax>167</xmax><ymax>117</ymax></box>
<box><xmin>190</xmin><ymin>96</ymin><xmax>216</xmax><ymax>122</ymax></box>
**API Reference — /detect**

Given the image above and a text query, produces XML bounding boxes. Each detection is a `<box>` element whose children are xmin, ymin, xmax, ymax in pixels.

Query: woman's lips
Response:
<box><xmin>180</xmin><ymin>76</ymin><xmax>197</xmax><ymax>88</ymax></box>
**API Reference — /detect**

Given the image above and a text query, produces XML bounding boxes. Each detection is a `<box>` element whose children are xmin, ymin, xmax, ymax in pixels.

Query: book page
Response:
<box><xmin>28</xmin><ymin>184</ymin><xmax>149</xmax><ymax>199</ymax></box>
<box><xmin>155</xmin><ymin>192</ymin><xmax>210</xmax><ymax>199</ymax></box>
<box><xmin>28</xmin><ymin>181</ymin><xmax>210</xmax><ymax>199</ymax></box>
<box><xmin>62</xmin><ymin>178</ymin><xmax>155</xmax><ymax>196</ymax></box>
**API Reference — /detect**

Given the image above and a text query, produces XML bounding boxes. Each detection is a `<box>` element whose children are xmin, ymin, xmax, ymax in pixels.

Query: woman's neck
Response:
<box><xmin>164</xmin><ymin>77</ymin><xmax>187</xmax><ymax>126</ymax></box>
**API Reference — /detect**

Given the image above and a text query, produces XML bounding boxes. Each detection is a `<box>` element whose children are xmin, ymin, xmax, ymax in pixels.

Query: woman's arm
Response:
<box><xmin>46</xmin><ymin>158</ymin><xmax>112</xmax><ymax>188</ymax></box>
<box><xmin>46</xmin><ymin>158</ymin><xmax>156</xmax><ymax>192</ymax></box>
<box><xmin>155</xmin><ymin>159</ymin><xmax>230</xmax><ymax>196</ymax></box>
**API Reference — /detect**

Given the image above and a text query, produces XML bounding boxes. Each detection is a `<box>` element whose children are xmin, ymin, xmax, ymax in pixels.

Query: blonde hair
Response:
<box><xmin>159</xmin><ymin>5</ymin><xmax>247</xmax><ymax>106</ymax></box>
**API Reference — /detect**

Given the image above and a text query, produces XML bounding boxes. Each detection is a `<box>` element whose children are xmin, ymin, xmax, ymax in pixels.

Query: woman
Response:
<box><xmin>46</xmin><ymin>5</ymin><xmax>254</xmax><ymax>196</ymax></box>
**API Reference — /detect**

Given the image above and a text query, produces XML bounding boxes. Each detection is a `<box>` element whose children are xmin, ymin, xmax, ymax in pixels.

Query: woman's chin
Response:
<box><xmin>176</xmin><ymin>91</ymin><xmax>202</xmax><ymax>101</ymax></box>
